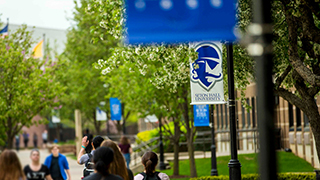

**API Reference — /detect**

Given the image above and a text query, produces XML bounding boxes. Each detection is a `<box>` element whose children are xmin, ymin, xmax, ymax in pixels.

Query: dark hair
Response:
<box><xmin>92</xmin><ymin>135</ymin><xmax>104</xmax><ymax>149</ymax></box>
<box><xmin>93</xmin><ymin>146</ymin><xmax>114</xmax><ymax>176</ymax></box>
<box><xmin>141</xmin><ymin>151</ymin><xmax>158</xmax><ymax>175</ymax></box>
<box><xmin>101</xmin><ymin>140</ymin><xmax>129</xmax><ymax>180</ymax></box>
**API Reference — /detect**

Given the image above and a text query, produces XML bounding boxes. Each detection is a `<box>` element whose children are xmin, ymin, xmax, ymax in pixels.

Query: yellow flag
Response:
<box><xmin>33</xmin><ymin>40</ymin><xmax>43</xmax><ymax>58</ymax></box>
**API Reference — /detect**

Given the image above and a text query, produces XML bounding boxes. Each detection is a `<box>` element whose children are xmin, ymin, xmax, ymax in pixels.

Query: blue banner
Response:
<box><xmin>110</xmin><ymin>98</ymin><xmax>122</xmax><ymax>121</ymax></box>
<box><xmin>193</xmin><ymin>104</ymin><xmax>210</xmax><ymax>127</ymax></box>
<box><xmin>125</xmin><ymin>0</ymin><xmax>237</xmax><ymax>44</ymax></box>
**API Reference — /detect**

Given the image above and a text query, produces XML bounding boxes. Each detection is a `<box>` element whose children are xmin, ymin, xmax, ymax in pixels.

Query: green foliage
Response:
<box><xmin>60</xmin><ymin>0</ymin><xmax>119</xmax><ymax>133</ymax></box>
<box><xmin>0</xmin><ymin>25</ymin><xmax>66</xmax><ymax>147</ymax></box>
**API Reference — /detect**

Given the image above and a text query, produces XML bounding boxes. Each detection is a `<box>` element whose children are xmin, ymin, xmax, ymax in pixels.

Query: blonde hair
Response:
<box><xmin>0</xmin><ymin>150</ymin><xmax>26</xmax><ymax>180</ymax></box>
<box><xmin>101</xmin><ymin>140</ymin><xmax>130</xmax><ymax>180</ymax></box>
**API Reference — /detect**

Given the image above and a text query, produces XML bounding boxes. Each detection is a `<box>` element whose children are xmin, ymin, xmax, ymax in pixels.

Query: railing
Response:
<box><xmin>131</xmin><ymin>136</ymin><xmax>160</xmax><ymax>167</ymax></box>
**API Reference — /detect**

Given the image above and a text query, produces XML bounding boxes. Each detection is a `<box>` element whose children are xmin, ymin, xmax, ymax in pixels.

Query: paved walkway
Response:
<box><xmin>16</xmin><ymin>149</ymin><xmax>83</xmax><ymax>180</ymax></box>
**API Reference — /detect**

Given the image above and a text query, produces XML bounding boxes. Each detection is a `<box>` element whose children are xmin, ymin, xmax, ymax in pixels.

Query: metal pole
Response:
<box><xmin>210</xmin><ymin>104</ymin><xmax>218</xmax><ymax>176</ymax></box>
<box><xmin>159</xmin><ymin>116</ymin><xmax>166</xmax><ymax>170</ymax></box>
<box><xmin>227</xmin><ymin>43</ymin><xmax>241</xmax><ymax>180</ymax></box>
<box><xmin>249</xmin><ymin>0</ymin><xmax>276</xmax><ymax>179</ymax></box>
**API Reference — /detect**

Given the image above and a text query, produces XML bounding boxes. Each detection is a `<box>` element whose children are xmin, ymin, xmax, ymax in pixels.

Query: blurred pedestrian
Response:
<box><xmin>42</xmin><ymin>130</ymin><xmax>48</xmax><ymax>149</ymax></box>
<box><xmin>0</xmin><ymin>149</ymin><xmax>26</xmax><ymax>180</ymax></box>
<box><xmin>77</xmin><ymin>135</ymin><xmax>104</xmax><ymax>178</ymax></box>
<box><xmin>82</xmin><ymin>146</ymin><xmax>123</xmax><ymax>180</ymax></box>
<box><xmin>24</xmin><ymin>149</ymin><xmax>52</xmax><ymax>180</ymax></box>
<box><xmin>44</xmin><ymin>144</ymin><xmax>71</xmax><ymax>180</ymax></box>
<box><xmin>15</xmin><ymin>134</ymin><xmax>20</xmax><ymax>152</ymax></box>
<box><xmin>118</xmin><ymin>136</ymin><xmax>132</xmax><ymax>168</ymax></box>
<box><xmin>134</xmin><ymin>151</ymin><xmax>170</xmax><ymax>180</ymax></box>
<box><xmin>101</xmin><ymin>140</ymin><xmax>133</xmax><ymax>180</ymax></box>
<box><xmin>23</xmin><ymin>131</ymin><xmax>29</xmax><ymax>148</ymax></box>
<box><xmin>33</xmin><ymin>133</ymin><xmax>38</xmax><ymax>148</ymax></box>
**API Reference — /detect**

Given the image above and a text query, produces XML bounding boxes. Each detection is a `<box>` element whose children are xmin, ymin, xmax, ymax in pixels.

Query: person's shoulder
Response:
<box><xmin>134</xmin><ymin>173</ymin><xmax>144</xmax><ymax>180</ymax></box>
<box><xmin>108</xmin><ymin>174</ymin><xmax>124</xmax><ymax>180</ymax></box>
<box><xmin>41</xmin><ymin>164</ymin><xmax>49</xmax><ymax>169</ymax></box>
<box><xmin>23</xmin><ymin>164</ymin><xmax>30</xmax><ymax>171</ymax></box>
<box><xmin>82</xmin><ymin>173</ymin><xmax>100</xmax><ymax>180</ymax></box>
<box><xmin>158</xmin><ymin>172</ymin><xmax>170</xmax><ymax>180</ymax></box>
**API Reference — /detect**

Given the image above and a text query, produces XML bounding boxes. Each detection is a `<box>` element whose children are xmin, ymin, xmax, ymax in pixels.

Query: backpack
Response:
<box><xmin>139</xmin><ymin>172</ymin><xmax>161</xmax><ymax>180</ymax></box>
<box><xmin>83</xmin><ymin>153</ymin><xmax>94</xmax><ymax>177</ymax></box>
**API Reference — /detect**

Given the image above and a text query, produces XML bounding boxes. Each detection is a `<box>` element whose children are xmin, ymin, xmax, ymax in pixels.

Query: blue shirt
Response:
<box><xmin>44</xmin><ymin>153</ymin><xmax>70</xmax><ymax>180</ymax></box>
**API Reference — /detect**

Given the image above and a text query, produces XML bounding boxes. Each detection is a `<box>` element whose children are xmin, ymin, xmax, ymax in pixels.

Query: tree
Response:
<box><xmin>96</xmin><ymin>44</ymin><xmax>199</xmax><ymax>177</ymax></box>
<box><xmin>60</xmin><ymin>0</ymin><xmax>117</xmax><ymax>134</ymax></box>
<box><xmin>235</xmin><ymin>0</ymin><xmax>320</xmax><ymax>164</ymax></box>
<box><xmin>0</xmin><ymin>25</ymin><xmax>66</xmax><ymax>148</ymax></box>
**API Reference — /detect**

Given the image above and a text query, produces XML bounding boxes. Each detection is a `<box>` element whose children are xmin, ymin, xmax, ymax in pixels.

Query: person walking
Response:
<box><xmin>101</xmin><ymin>140</ymin><xmax>133</xmax><ymax>180</ymax></box>
<box><xmin>77</xmin><ymin>135</ymin><xmax>104</xmax><ymax>178</ymax></box>
<box><xmin>118</xmin><ymin>136</ymin><xmax>132</xmax><ymax>168</ymax></box>
<box><xmin>134</xmin><ymin>151</ymin><xmax>170</xmax><ymax>180</ymax></box>
<box><xmin>33</xmin><ymin>133</ymin><xmax>38</xmax><ymax>148</ymax></box>
<box><xmin>42</xmin><ymin>130</ymin><xmax>48</xmax><ymax>149</ymax></box>
<box><xmin>23</xmin><ymin>131</ymin><xmax>29</xmax><ymax>149</ymax></box>
<box><xmin>82</xmin><ymin>146</ymin><xmax>123</xmax><ymax>180</ymax></box>
<box><xmin>24</xmin><ymin>149</ymin><xmax>52</xmax><ymax>180</ymax></box>
<box><xmin>44</xmin><ymin>144</ymin><xmax>71</xmax><ymax>180</ymax></box>
<box><xmin>0</xmin><ymin>149</ymin><xmax>26</xmax><ymax>180</ymax></box>
<box><xmin>15</xmin><ymin>134</ymin><xmax>20</xmax><ymax>152</ymax></box>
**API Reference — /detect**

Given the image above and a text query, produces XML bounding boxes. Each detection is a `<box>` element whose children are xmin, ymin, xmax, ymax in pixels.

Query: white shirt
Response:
<box><xmin>134</xmin><ymin>172</ymin><xmax>170</xmax><ymax>180</ymax></box>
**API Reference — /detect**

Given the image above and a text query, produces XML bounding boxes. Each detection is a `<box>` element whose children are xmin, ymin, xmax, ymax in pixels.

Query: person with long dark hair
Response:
<box><xmin>101</xmin><ymin>140</ymin><xmax>133</xmax><ymax>180</ymax></box>
<box><xmin>134</xmin><ymin>151</ymin><xmax>170</xmax><ymax>180</ymax></box>
<box><xmin>83</xmin><ymin>146</ymin><xmax>123</xmax><ymax>180</ymax></box>
<box><xmin>0</xmin><ymin>149</ymin><xmax>26</xmax><ymax>180</ymax></box>
<box><xmin>118</xmin><ymin>136</ymin><xmax>132</xmax><ymax>168</ymax></box>
<box><xmin>24</xmin><ymin>149</ymin><xmax>52</xmax><ymax>180</ymax></box>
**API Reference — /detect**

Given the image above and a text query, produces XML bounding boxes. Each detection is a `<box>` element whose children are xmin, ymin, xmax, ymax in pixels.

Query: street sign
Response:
<box><xmin>110</xmin><ymin>98</ymin><xmax>122</xmax><ymax>120</ymax></box>
<box><xmin>193</xmin><ymin>104</ymin><xmax>210</xmax><ymax>127</ymax></box>
<box><xmin>126</xmin><ymin>0</ymin><xmax>237</xmax><ymax>44</ymax></box>
<box><xmin>190</xmin><ymin>42</ymin><xmax>226</xmax><ymax>104</ymax></box>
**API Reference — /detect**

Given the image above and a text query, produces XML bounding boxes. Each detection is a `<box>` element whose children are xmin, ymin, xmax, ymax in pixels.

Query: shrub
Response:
<box><xmin>189</xmin><ymin>173</ymin><xmax>315</xmax><ymax>180</ymax></box>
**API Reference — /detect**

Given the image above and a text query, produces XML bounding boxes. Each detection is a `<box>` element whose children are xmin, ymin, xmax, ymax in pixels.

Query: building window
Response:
<box><xmin>242</xmin><ymin>103</ymin><xmax>245</xmax><ymax>129</ymax></box>
<box><xmin>296</xmin><ymin>107</ymin><xmax>301</xmax><ymax>131</ymax></box>
<box><xmin>246</xmin><ymin>98</ymin><xmax>251</xmax><ymax>128</ymax></box>
<box><xmin>216</xmin><ymin>105</ymin><xmax>220</xmax><ymax>129</ymax></box>
<box><xmin>220</xmin><ymin>104</ymin><xmax>224</xmax><ymax>128</ymax></box>
<box><xmin>252</xmin><ymin>97</ymin><xmax>256</xmax><ymax>128</ymax></box>
<box><xmin>225</xmin><ymin>104</ymin><xmax>228</xmax><ymax>128</ymax></box>
<box><xmin>288</xmin><ymin>102</ymin><xmax>294</xmax><ymax>130</ymax></box>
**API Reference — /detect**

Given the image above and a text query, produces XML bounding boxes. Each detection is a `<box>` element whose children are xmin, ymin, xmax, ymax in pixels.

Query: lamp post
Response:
<box><xmin>159</xmin><ymin>116</ymin><xmax>166</xmax><ymax>170</ymax></box>
<box><xmin>249</xmin><ymin>0</ymin><xmax>276</xmax><ymax>179</ymax></box>
<box><xmin>227</xmin><ymin>43</ymin><xmax>241</xmax><ymax>180</ymax></box>
<box><xmin>210</xmin><ymin>104</ymin><xmax>218</xmax><ymax>176</ymax></box>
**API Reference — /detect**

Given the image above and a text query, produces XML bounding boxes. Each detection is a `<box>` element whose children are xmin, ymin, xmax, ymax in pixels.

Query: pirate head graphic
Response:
<box><xmin>191</xmin><ymin>43</ymin><xmax>223</xmax><ymax>91</ymax></box>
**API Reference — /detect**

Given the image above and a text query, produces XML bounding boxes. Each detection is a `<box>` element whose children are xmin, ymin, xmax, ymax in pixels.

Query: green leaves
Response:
<box><xmin>0</xmin><ymin>25</ymin><xmax>66</xmax><ymax>147</ymax></box>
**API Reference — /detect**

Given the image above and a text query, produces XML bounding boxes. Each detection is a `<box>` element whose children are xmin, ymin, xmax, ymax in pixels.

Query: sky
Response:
<box><xmin>0</xmin><ymin>0</ymin><xmax>77</xmax><ymax>30</ymax></box>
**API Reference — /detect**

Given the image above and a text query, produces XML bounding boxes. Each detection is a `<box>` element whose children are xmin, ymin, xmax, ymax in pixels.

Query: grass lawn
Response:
<box><xmin>161</xmin><ymin>151</ymin><xmax>314</xmax><ymax>179</ymax></box>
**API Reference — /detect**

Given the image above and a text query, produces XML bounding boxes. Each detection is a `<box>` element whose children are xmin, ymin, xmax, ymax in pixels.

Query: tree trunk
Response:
<box><xmin>181</xmin><ymin>94</ymin><xmax>197</xmax><ymax>177</ymax></box>
<box><xmin>173</xmin><ymin>120</ymin><xmax>181</xmax><ymax>176</ymax></box>
<box><xmin>7</xmin><ymin>116</ymin><xmax>13</xmax><ymax>149</ymax></box>
<box><xmin>186</xmin><ymin>137</ymin><xmax>197</xmax><ymax>177</ymax></box>
<box><xmin>93</xmin><ymin>110</ymin><xmax>101</xmax><ymax>135</ymax></box>
<box><xmin>173</xmin><ymin>142</ymin><xmax>180</xmax><ymax>175</ymax></box>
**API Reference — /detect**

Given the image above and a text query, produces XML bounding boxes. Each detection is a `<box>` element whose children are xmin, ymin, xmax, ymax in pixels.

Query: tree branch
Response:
<box><xmin>275</xmin><ymin>65</ymin><xmax>292</xmax><ymax>89</ymax></box>
<box><xmin>281</xmin><ymin>1</ymin><xmax>320</xmax><ymax>86</ymax></box>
